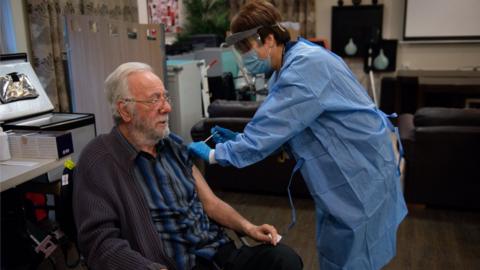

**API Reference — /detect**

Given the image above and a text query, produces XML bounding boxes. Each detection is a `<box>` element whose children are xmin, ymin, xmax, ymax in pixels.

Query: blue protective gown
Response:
<box><xmin>214</xmin><ymin>38</ymin><xmax>408</xmax><ymax>270</ymax></box>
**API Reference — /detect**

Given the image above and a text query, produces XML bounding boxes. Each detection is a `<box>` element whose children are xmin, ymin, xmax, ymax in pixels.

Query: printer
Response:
<box><xmin>1</xmin><ymin>53</ymin><xmax>96</xmax><ymax>181</ymax></box>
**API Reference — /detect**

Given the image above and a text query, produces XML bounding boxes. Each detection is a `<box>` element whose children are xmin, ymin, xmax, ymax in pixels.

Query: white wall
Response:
<box><xmin>315</xmin><ymin>0</ymin><xmax>480</xmax><ymax>71</ymax></box>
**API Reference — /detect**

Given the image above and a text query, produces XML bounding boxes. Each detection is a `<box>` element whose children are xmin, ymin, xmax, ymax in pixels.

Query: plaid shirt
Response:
<box><xmin>133</xmin><ymin>136</ymin><xmax>230</xmax><ymax>270</ymax></box>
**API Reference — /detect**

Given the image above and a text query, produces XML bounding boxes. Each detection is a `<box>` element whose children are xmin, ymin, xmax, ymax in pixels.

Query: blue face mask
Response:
<box><xmin>242</xmin><ymin>49</ymin><xmax>272</xmax><ymax>75</ymax></box>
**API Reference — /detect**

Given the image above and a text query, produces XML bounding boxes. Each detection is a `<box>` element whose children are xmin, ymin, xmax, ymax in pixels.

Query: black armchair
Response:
<box><xmin>398</xmin><ymin>107</ymin><xmax>480</xmax><ymax>209</ymax></box>
<box><xmin>191</xmin><ymin>100</ymin><xmax>310</xmax><ymax>198</ymax></box>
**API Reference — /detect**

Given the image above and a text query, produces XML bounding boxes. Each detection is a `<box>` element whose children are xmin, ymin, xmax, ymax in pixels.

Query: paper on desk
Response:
<box><xmin>0</xmin><ymin>160</ymin><xmax>39</xmax><ymax>166</ymax></box>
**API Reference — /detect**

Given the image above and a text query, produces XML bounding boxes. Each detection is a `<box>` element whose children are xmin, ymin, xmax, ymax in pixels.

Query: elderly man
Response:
<box><xmin>72</xmin><ymin>62</ymin><xmax>303</xmax><ymax>270</ymax></box>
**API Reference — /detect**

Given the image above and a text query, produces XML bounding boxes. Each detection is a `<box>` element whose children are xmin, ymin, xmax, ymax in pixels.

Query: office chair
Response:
<box><xmin>56</xmin><ymin>161</ymin><xmax>85</xmax><ymax>268</ymax></box>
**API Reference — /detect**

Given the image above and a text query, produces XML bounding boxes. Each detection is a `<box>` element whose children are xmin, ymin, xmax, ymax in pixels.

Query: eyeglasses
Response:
<box><xmin>122</xmin><ymin>93</ymin><xmax>171</xmax><ymax>108</ymax></box>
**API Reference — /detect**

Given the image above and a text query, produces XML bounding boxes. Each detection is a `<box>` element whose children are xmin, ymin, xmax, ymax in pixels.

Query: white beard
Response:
<box><xmin>130</xmin><ymin>110</ymin><xmax>170</xmax><ymax>145</ymax></box>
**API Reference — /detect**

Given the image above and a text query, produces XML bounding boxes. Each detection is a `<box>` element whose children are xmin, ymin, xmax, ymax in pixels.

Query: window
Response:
<box><xmin>0</xmin><ymin>0</ymin><xmax>17</xmax><ymax>54</ymax></box>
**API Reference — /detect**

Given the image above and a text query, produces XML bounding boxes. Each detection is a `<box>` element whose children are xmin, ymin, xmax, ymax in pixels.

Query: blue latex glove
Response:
<box><xmin>211</xmin><ymin>126</ymin><xmax>238</xmax><ymax>144</ymax></box>
<box><xmin>188</xmin><ymin>141</ymin><xmax>212</xmax><ymax>162</ymax></box>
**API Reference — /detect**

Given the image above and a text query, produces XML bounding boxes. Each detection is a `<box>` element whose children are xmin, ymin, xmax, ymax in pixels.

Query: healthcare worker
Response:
<box><xmin>188</xmin><ymin>1</ymin><xmax>408</xmax><ymax>269</ymax></box>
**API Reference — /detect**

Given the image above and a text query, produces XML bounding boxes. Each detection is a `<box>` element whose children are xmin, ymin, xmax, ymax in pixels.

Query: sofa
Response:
<box><xmin>191</xmin><ymin>100</ymin><xmax>310</xmax><ymax>198</ymax></box>
<box><xmin>398</xmin><ymin>107</ymin><xmax>480</xmax><ymax>209</ymax></box>
<box><xmin>380</xmin><ymin>76</ymin><xmax>480</xmax><ymax>115</ymax></box>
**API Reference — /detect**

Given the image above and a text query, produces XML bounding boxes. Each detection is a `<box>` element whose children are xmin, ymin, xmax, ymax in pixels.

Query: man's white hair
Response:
<box><xmin>104</xmin><ymin>62</ymin><xmax>153</xmax><ymax>125</ymax></box>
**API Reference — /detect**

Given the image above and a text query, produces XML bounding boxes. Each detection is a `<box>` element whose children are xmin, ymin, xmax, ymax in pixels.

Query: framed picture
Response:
<box><xmin>147</xmin><ymin>0</ymin><xmax>181</xmax><ymax>33</ymax></box>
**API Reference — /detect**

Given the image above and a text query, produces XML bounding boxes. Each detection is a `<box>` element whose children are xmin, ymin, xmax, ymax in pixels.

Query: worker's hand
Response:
<box><xmin>244</xmin><ymin>223</ymin><xmax>281</xmax><ymax>246</ymax></box>
<box><xmin>188</xmin><ymin>141</ymin><xmax>212</xmax><ymax>163</ymax></box>
<box><xmin>211</xmin><ymin>126</ymin><xmax>238</xmax><ymax>144</ymax></box>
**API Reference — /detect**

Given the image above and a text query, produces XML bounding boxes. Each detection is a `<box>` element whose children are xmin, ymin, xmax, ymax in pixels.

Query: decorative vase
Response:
<box><xmin>344</xmin><ymin>38</ymin><xmax>358</xmax><ymax>56</ymax></box>
<box><xmin>338</xmin><ymin>0</ymin><xmax>344</xmax><ymax>6</ymax></box>
<box><xmin>352</xmin><ymin>0</ymin><xmax>362</xmax><ymax>6</ymax></box>
<box><xmin>373</xmin><ymin>49</ymin><xmax>389</xmax><ymax>70</ymax></box>
<box><xmin>372</xmin><ymin>0</ymin><xmax>378</xmax><ymax>5</ymax></box>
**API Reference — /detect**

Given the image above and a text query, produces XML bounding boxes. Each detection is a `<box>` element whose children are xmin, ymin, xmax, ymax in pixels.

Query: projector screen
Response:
<box><xmin>403</xmin><ymin>0</ymin><xmax>480</xmax><ymax>41</ymax></box>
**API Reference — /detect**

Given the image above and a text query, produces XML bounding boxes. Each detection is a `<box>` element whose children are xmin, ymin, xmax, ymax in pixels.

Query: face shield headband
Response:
<box><xmin>225</xmin><ymin>26</ymin><xmax>263</xmax><ymax>52</ymax></box>
<box><xmin>225</xmin><ymin>23</ymin><xmax>286</xmax><ymax>54</ymax></box>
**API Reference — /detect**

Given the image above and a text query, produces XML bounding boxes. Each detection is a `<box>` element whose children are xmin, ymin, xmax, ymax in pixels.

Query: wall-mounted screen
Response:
<box><xmin>403</xmin><ymin>0</ymin><xmax>480</xmax><ymax>41</ymax></box>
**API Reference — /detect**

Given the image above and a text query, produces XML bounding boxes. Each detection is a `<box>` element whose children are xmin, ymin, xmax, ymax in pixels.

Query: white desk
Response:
<box><xmin>0</xmin><ymin>156</ymin><xmax>70</xmax><ymax>192</ymax></box>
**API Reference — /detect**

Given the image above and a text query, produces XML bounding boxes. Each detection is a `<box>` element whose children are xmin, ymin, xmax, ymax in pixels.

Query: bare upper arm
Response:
<box><xmin>192</xmin><ymin>165</ymin><xmax>220</xmax><ymax>213</ymax></box>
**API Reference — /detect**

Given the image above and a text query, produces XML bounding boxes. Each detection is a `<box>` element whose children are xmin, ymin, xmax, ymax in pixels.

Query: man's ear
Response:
<box><xmin>117</xmin><ymin>101</ymin><xmax>133</xmax><ymax>122</ymax></box>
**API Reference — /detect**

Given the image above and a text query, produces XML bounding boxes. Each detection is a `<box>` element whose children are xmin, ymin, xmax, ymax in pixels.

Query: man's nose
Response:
<box><xmin>159</xmin><ymin>100</ymin><xmax>172</xmax><ymax>113</ymax></box>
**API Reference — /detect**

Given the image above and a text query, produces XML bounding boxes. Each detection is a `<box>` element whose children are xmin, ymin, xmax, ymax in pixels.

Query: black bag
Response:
<box><xmin>57</xmin><ymin>162</ymin><xmax>77</xmax><ymax>243</ymax></box>
<box><xmin>1</xmin><ymin>190</ymin><xmax>54</xmax><ymax>269</ymax></box>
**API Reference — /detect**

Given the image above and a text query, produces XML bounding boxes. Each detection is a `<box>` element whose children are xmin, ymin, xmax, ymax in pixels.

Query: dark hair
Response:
<box><xmin>230</xmin><ymin>1</ymin><xmax>290</xmax><ymax>46</ymax></box>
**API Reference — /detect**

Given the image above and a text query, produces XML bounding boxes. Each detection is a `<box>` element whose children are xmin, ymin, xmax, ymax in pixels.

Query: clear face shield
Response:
<box><xmin>222</xmin><ymin>26</ymin><xmax>275</xmax><ymax>93</ymax></box>
<box><xmin>225</xmin><ymin>26</ymin><xmax>264</xmax><ymax>56</ymax></box>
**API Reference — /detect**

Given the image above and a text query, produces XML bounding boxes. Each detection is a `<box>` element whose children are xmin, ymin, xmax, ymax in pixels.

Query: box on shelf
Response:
<box><xmin>8</xmin><ymin>130</ymin><xmax>74</xmax><ymax>159</ymax></box>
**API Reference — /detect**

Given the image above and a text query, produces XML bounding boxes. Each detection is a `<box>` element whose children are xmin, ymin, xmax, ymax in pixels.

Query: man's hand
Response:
<box><xmin>211</xmin><ymin>126</ymin><xmax>238</xmax><ymax>144</ymax></box>
<box><xmin>244</xmin><ymin>223</ymin><xmax>281</xmax><ymax>246</ymax></box>
<box><xmin>188</xmin><ymin>141</ymin><xmax>212</xmax><ymax>162</ymax></box>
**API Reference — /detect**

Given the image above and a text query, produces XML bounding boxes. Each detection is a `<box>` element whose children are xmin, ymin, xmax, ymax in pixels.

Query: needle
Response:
<box><xmin>203</xmin><ymin>131</ymin><xmax>218</xmax><ymax>143</ymax></box>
